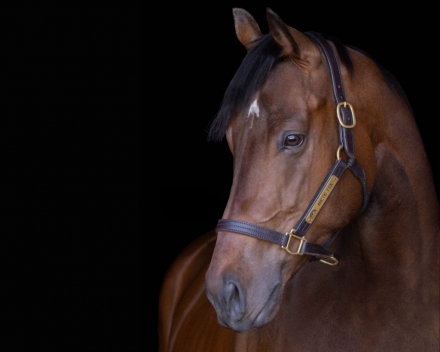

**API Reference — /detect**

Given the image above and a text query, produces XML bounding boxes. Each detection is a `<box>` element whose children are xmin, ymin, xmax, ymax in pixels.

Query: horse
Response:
<box><xmin>158</xmin><ymin>7</ymin><xmax>440</xmax><ymax>351</ymax></box>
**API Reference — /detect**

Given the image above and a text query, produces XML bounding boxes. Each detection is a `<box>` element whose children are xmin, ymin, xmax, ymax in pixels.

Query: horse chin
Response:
<box><xmin>217</xmin><ymin>283</ymin><xmax>282</xmax><ymax>333</ymax></box>
<box><xmin>252</xmin><ymin>283</ymin><xmax>283</xmax><ymax>328</ymax></box>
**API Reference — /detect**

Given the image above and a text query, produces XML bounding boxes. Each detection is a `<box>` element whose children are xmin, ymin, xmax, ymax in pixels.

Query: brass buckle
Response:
<box><xmin>282</xmin><ymin>229</ymin><xmax>306</xmax><ymax>255</ymax></box>
<box><xmin>336</xmin><ymin>101</ymin><xmax>356</xmax><ymax>128</ymax></box>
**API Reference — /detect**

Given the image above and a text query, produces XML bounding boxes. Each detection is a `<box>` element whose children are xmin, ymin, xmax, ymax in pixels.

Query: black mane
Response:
<box><xmin>206</xmin><ymin>32</ymin><xmax>410</xmax><ymax>142</ymax></box>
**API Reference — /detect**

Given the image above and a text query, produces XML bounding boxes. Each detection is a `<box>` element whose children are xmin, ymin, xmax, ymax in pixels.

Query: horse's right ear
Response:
<box><xmin>233</xmin><ymin>8</ymin><xmax>263</xmax><ymax>51</ymax></box>
<box><xmin>266</xmin><ymin>8</ymin><xmax>321</xmax><ymax>69</ymax></box>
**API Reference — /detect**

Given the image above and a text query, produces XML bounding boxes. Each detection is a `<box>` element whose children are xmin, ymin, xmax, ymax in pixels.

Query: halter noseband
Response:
<box><xmin>216</xmin><ymin>33</ymin><xmax>369</xmax><ymax>266</ymax></box>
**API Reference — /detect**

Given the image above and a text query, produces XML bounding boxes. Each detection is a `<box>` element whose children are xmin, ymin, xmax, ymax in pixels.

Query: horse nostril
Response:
<box><xmin>224</xmin><ymin>282</ymin><xmax>238</xmax><ymax>302</ymax></box>
<box><xmin>223</xmin><ymin>280</ymin><xmax>245</xmax><ymax>320</ymax></box>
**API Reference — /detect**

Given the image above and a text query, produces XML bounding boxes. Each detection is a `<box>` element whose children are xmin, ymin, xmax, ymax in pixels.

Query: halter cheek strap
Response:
<box><xmin>307</xmin><ymin>32</ymin><xmax>369</xmax><ymax>212</ymax></box>
<box><xmin>215</xmin><ymin>33</ymin><xmax>369</xmax><ymax>266</ymax></box>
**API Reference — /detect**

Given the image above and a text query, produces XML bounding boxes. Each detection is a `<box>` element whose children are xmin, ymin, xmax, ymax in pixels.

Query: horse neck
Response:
<box><xmin>346</xmin><ymin>93</ymin><xmax>439</xmax><ymax>291</ymax></box>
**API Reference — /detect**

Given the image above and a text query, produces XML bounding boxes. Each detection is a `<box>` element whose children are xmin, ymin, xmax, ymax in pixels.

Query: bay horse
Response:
<box><xmin>158</xmin><ymin>8</ymin><xmax>439</xmax><ymax>351</ymax></box>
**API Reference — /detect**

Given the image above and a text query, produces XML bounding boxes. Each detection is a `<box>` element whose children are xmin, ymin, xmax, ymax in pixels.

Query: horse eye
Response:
<box><xmin>283</xmin><ymin>134</ymin><xmax>305</xmax><ymax>148</ymax></box>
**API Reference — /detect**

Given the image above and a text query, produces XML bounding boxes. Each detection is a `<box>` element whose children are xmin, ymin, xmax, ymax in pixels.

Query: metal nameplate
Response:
<box><xmin>305</xmin><ymin>175</ymin><xmax>339</xmax><ymax>224</ymax></box>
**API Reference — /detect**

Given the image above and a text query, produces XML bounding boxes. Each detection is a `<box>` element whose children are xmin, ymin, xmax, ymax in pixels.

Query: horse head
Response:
<box><xmin>205</xmin><ymin>8</ymin><xmax>381</xmax><ymax>332</ymax></box>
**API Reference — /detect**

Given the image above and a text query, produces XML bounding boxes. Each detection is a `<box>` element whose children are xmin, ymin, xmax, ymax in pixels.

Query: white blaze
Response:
<box><xmin>247</xmin><ymin>99</ymin><xmax>260</xmax><ymax>118</ymax></box>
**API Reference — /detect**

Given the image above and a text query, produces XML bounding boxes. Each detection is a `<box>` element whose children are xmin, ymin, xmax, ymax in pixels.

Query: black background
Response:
<box><xmin>4</xmin><ymin>1</ymin><xmax>140</xmax><ymax>351</ymax></box>
<box><xmin>3</xmin><ymin>1</ymin><xmax>437</xmax><ymax>352</ymax></box>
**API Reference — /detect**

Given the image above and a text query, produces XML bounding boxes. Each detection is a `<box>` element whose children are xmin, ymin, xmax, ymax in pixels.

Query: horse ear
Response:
<box><xmin>266</xmin><ymin>8</ymin><xmax>319</xmax><ymax>66</ymax></box>
<box><xmin>233</xmin><ymin>8</ymin><xmax>263</xmax><ymax>50</ymax></box>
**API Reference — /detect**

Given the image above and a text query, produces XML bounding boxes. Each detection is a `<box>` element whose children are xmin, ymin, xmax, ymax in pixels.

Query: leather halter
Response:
<box><xmin>216</xmin><ymin>33</ymin><xmax>369</xmax><ymax>266</ymax></box>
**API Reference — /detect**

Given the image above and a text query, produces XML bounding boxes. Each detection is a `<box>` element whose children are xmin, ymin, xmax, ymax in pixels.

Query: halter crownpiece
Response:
<box><xmin>216</xmin><ymin>33</ymin><xmax>369</xmax><ymax>266</ymax></box>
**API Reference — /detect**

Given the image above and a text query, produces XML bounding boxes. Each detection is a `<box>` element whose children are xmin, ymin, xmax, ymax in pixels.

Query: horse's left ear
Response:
<box><xmin>266</xmin><ymin>8</ymin><xmax>320</xmax><ymax>67</ymax></box>
<box><xmin>233</xmin><ymin>8</ymin><xmax>263</xmax><ymax>51</ymax></box>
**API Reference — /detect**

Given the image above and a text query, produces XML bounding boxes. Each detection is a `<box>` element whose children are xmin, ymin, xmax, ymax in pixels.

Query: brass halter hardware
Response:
<box><xmin>336</xmin><ymin>145</ymin><xmax>343</xmax><ymax>160</ymax></box>
<box><xmin>282</xmin><ymin>229</ymin><xmax>306</xmax><ymax>255</ymax></box>
<box><xmin>319</xmin><ymin>256</ymin><xmax>339</xmax><ymax>266</ymax></box>
<box><xmin>336</xmin><ymin>102</ymin><xmax>356</xmax><ymax>128</ymax></box>
<box><xmin>282</xmin><ymin>229</ymin><xmax>339</xmax><ymax>266</ymax></box>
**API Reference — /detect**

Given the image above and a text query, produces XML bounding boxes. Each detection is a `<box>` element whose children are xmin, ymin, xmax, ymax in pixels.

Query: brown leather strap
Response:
<box><xmin>216</xmin><ymin>219</ymin><xmax>335</xmax><ymax>261</ymax></box>
<box><xmin>305</xmin><ymin>32</ymin><xmax>369</xmax><ymax>212</ymax></box>
<box><xmin>217</xmin><ymin>219</ymin><xmax>288</xmax><ymax>246</ymax></box>
<box><xmin>305</xmin><ymin>32</ymin><xmax>355</xmax><ymax>156</ymax></box>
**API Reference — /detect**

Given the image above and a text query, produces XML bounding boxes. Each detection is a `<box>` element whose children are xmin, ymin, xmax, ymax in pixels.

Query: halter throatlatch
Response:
<box><xmin>216</xmin><ymin>33</ymin><xmax>369</xmax><ymax>266</ymax></box>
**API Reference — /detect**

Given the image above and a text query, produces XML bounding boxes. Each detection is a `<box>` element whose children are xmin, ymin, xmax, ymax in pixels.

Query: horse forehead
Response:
<box><xmin>244</xmin><ymin>89</ymin><xmax>316</xmax><ymax>121</ymax></box>
<box><xmin>241</xmin><ymin>64</ymin><xmax>329</xmax><ymax>125</ymax></box>
<box><xmin>257</xmin><ymin>67</ymin><xmax>326</xmax><ymax>115</ymax></box>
